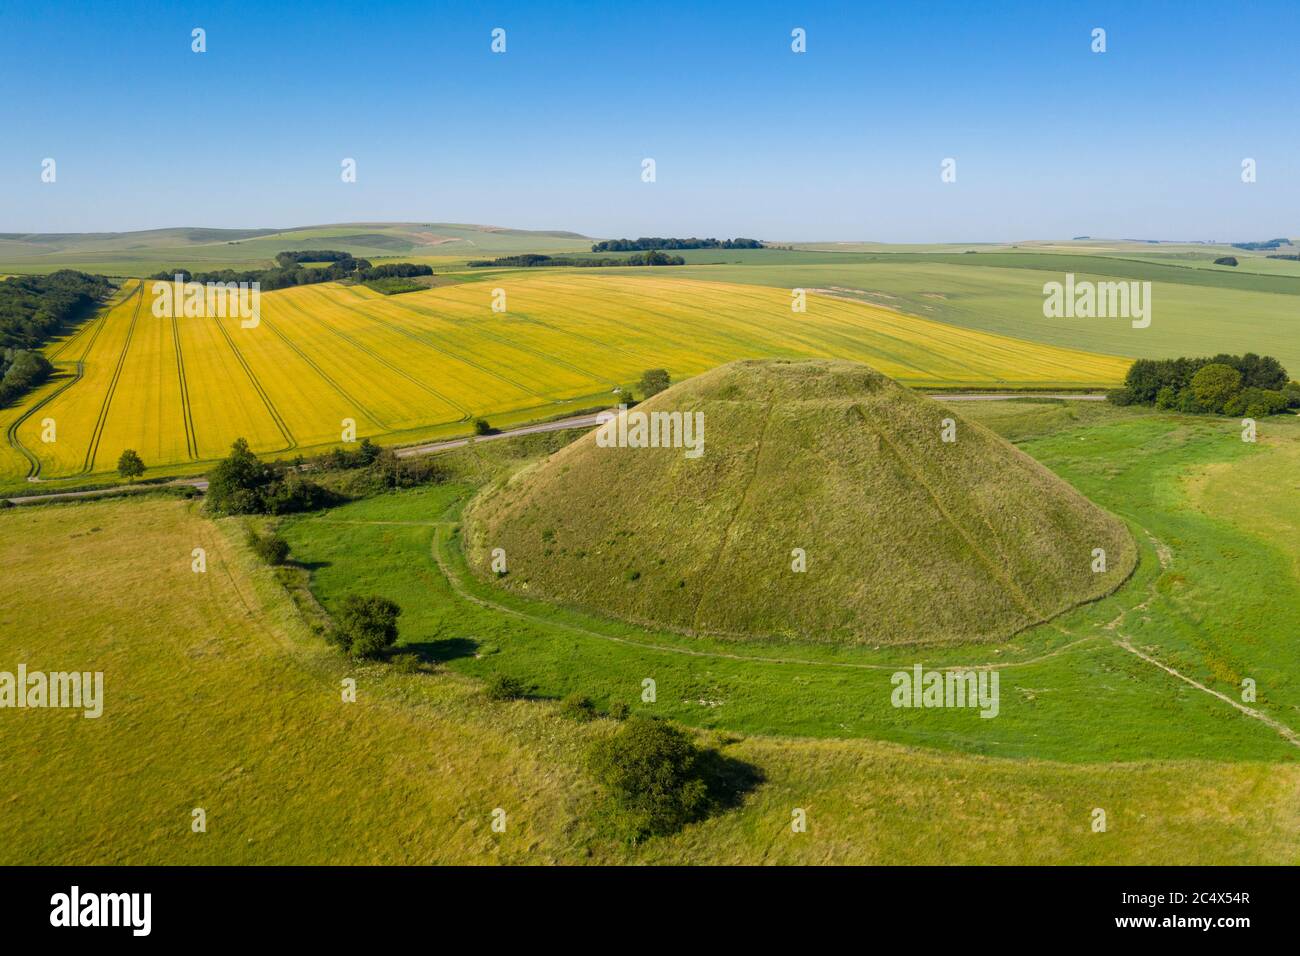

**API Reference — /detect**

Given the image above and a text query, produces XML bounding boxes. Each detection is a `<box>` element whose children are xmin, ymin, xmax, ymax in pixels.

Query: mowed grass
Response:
<box><xmin>1</xmin><ymin>273</ymin><xmax>1130</xmax><ymax>483</ymax></box>
<box><xmin>4</xmin><ymin>492</ymin><xmax>1298</xmax><ymax>864</ymax></box>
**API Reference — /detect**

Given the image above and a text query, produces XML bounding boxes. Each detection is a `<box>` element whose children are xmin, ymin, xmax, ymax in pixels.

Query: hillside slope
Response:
<box><xmin>466</xmin><ymin>360</ymin><xmax>1136</xmax><ymax>646</ymax></box>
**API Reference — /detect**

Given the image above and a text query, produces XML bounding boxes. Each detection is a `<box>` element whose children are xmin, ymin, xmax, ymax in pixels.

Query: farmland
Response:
<box><xmin>2</xmin><ymin>272</ymin><xmax>1130</xmax><ymax>484</ymax></box>
<box><xmin>3</xmin><ymin>400</ymin><xmax>1298</xmax><ymax>864</ymax></box>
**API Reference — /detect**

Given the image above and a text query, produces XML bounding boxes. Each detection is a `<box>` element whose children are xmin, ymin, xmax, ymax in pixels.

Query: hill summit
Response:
<box><xmin>465</xmin><ymin>360</ymin><xmax>1136</xmax><ymax>646</ymax></box>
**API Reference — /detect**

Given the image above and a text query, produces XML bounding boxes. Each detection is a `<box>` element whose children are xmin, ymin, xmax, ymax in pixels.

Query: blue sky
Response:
<box><xmin>2</xmin><ymin>0</ymin><xmax>1297</xmax><ymax>241</ymax></box>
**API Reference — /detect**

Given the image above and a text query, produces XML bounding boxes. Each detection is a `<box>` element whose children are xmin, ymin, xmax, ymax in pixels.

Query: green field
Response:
<box><xmin>273</xmin><ymin>403</ymin><xmax>1300</xmax><ymax>765</ymax></box>
<box><xmin>630</xmin><ymin>255</ymin><xmax>1300</xmax><ymax>374</ymax></box>
<box><xmin>3</xmin><ymin>397</ymin><xmax>1298</xmax><ymax>863</ymax></box>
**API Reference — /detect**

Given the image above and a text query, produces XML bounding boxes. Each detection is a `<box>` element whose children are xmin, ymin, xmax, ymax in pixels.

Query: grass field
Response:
<box><xmin>637</xmin><ymin>256</ymin><xmax>1300</xmax><ymax>374</ymax></box>
<box><xmin>278</xmin><ymin>406</ymin><xmax>1300</xmax><ymax>764</ymax></box>
<box><xmin>1</xmin><ymin>273</ymin><xmax>1131</xmax><ymax>484</ymax></box>
<box><xmin>3</xmin><ymin>398</ymin><xmax>1297</xmax><ymax>864</ymax></box>
<box><xmin>0</xmin><ymin>223</ymin><xmax>594</xmax><ymax>276</ymax></box>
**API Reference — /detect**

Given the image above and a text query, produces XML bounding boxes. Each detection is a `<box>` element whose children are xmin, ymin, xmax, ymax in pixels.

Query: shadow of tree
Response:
<box><xmin>400</xmin><ymin>636</ymin><xmax>479</xmax><ymax>664</ymax></box>
<box><xmin>697</xmin><ymin>747</ymin><xmax>766</xmax><ymax>815</ymax></box>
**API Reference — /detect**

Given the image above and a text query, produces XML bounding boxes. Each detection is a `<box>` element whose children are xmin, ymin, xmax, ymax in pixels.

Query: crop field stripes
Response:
<box><xmin>333</xmin><ymin>293</ymin><xmax>553</xmax><ymax>403</ymax></box>
<box><xmin>273</xmin><ymin>294</ymin><xmax>472</xmax><ymax>419</ymax></box>
<box><xmin>255</xmin><ymin>311</ymin><xmax>387</xmax><ymax>430</ymax></box>
<box><xmin>171</xmin><ymin>316</ymin><xmax>198</xmax><ymax>460</ymax></box>
<box><xmin>211</xmin><ymin>318</ymin><xmax>295</xmax><ymax>453</ymax></box>
<box><xmin>7</xmin><ymin>288</ymin><xmax>124</xmax><ymax>478</ymax></box>
<box><xmin>81</xmin><ymin>283</ymin><xmax>144</xmax><ymax>474</ymax></box>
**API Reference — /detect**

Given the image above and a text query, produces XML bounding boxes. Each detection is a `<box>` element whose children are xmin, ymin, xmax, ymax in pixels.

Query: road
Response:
<box><xmin>3</xmin><ymin>411</ymin><xmax>612</xmax><ymax>506</ymax></box>
<box><xmin>928</xmin><ymin>392</ymin><xmax>1107</xmax><ymax>401</ymax></box>
<box><xmin>3</xmin><ymin>394</ymin><xmax>1105</xmax><ymax>506</ymax></box>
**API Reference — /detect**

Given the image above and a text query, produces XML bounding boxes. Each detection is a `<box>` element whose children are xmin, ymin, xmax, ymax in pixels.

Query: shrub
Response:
<box><xmin>1283</xmin><ymin>382</ymin><xmax>1300</xmax><ymax>409</ymax></box>
<box><xmin>1154</xmin><ymin>386</ymin><xmax>1178</xmax><ymax>409</ymax></box>
<box><xmin>331</xmin><ymin>595</ymin><xmax>401</xmax><ymax>658</ymax></box>
<box><xmin>1190</xmin><ymin>363</ymin><xmax>1242</xmax><ymax>413</ymax></box>
<box><xmin>1233</xmin><ymin>387</ymin><xmax>1290</xmax><ymax>418</ymax></box>
<box><xmin>608</xmin><ymin>701</ymin><xmax>631</xmax><ymax>721</ymax></box>
<box><xmin>560</xmin><ymin>692</ymin><xmax>597</xmax><ymax>722</ymax></box>
<box><xmin>1106</xmin><ymin>387</ymin><xmax>1135</xmax><ymax>406</ymax></box>
<box><xmin>638</xmin><ymin>369</ymin><xmax>671</xmax><ymax>398</ymax></box>
<box><xmin>588</xmin><ymin>717</ymin><xmax>711</xmax><ymax>839</ymax></box>
<box><xmin>262</xmin><ymin>473</ymin><xmax>334</xmax><ymax>514</ymax></box>
<box><xmin>246</xmin><ymin>529</ymin><xmax>290</xmax><ymax>565</ymax></box>
<box><xmin>389</xmin><ymin>652</ymin><xmax>422</xmax><ymax>673</ymax></box>
<box><xmin>473</xmin><ymin>418</ymin><xmax>494</xmax><ymax>436</ymax></box>
<box><xmin>484</xmin><ymin>674</ymin><xmax>528</xmax><ymax>701</ymax></box>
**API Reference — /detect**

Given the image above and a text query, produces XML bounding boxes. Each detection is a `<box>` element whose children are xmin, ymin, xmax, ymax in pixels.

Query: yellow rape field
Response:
<box><xmin>2</xmin><ymin>273</ymin><xmax>1131</xmax><ymax>482</ymax></box>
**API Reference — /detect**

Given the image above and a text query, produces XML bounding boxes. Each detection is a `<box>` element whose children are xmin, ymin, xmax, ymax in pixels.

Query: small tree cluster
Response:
<box><xmin>205</xmin><ymin>439</ymin><xmax>334</xmax><ymax>515</ymax></box>
<box><xmin>1109</xmin><ymin>353</ymin><xmax>1297</xmax><ymax>417</ymax></box>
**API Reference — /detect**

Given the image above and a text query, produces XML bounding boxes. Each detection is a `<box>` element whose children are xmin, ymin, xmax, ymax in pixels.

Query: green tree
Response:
<box><xmin>116</xmin><ymin>449</ymin><xmax>145</xmax><ymax>482</ymax></box>
<box><xmin>638</xmin><ymin>369</ymin><xmax>671</xmax><ymax>398</ymax></box>
<box><xmin>331</xmin><ymin>595</ymin><xmax>401</xmax><ymax>658</ymax></box>
<box><xmin>588</xmin><ymin>717</ymin><xmax>711</xmax><ymax>839</ymax></box>
<box><xmin>205</xmin><ymin>438</ymin><xmax>273</xmax><ymax>514</ymax></box>
<box><xmin>1190</xmin><ymin>363</ymin><xmax>1242</xmax><ymax>414</ymax></box>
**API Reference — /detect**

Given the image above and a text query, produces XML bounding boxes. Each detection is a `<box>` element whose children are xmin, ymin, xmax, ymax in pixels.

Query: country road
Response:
<box><xmin>3</xmin><ymin>393</ymin><xmax>1104</xmax><ymax>506</ymax></box>
<box><xmin>2</xmin><ymin>411</ymin><xmax>612</xmax><ymax>506</ymax></box>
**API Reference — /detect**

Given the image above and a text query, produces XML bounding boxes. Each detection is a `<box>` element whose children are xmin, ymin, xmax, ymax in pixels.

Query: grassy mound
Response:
<box><xmin>465</xmin><ymin>360</ymin><xmax>1136</xmax><ymax>646</ymax></box>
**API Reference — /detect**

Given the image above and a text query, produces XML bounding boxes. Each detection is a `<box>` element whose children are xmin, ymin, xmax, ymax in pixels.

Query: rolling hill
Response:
<box><xmin>465</xmin><ymin>359</ymin><xmax>1137</xmax><ymax>646</ymax></box>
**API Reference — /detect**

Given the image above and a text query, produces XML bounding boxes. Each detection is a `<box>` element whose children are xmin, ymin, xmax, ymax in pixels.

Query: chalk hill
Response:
<box><xmin>465</xmin><ymin>360</ymin><xmax>1136</xmax><ymax>646</ymax></box>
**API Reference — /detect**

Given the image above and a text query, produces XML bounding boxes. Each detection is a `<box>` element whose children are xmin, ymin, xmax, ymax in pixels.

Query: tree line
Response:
<box><xmin>468</xmin><ymin>251</ymin><xmax>685</xmax><ymax>268</ymax></box>
<box><xmin>0</xmin><ymin>271</ymin><xmax>112</xmax><ymax>407</ymax></box>
<box><xmin>591</xmin><ymin>237</ymin><xmax>763</xmax><ymax>252</ymax></box>
<box><xmin>1109</xmin><ymin>352</ymin><xmax>1300</xmax><ymax>417</ymax></box>
<box><xmin>150</xmin><ymin>254</ymin><xmax>432</xmax><ymax>292</ymax></box>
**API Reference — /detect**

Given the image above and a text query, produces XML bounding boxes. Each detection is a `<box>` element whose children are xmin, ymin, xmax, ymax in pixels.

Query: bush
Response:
<box><xmin>473</xmin><ymin>418</ymin><xmax>494</xmax><ymax>436</ymax></box>
<box><xmin>608</xmin><ymin>701</ymin><xmax>631</xmax><ymax>721</ymax></box>
<box><xmin>1232</xmin><ymin>387</ymin><xmax>1290</xmax><ymax>418</ymax></box>
<box><xmin>330</xmin><ymin>595</ymin><xmax>401</xmax><ymax>658</ymax></box>
<box><xmin>1105</xmin><ymin>387</ymin><xmax>1135</xmax><ymax>406</ymax></box>
<box><xmin>246</xmin><ymin>529</ymin><xmax>290</xmax><ymax>565</ymax></box>
<box><xmin>389</xmin><ymin>652</ymin><xmax>422</xmax><ymax>673</ymax></box>
<box><xmin>638</xmin><ymin>369</ymin><xmax>671</xmax><ymax>398</ymax></box>
<box><xmin>588</xmin><ymin>717</ymin><xmax>711</xmax><ymax>839</ymax></box>
<box><xmin>261</xmin><ymin>473</ymin><xmax>334</xmax><ymax>514</ymax></box>
<box><xmin>1190</xmin><ymin>363</ymin><xmax>1242</xmax><ymax>413</ymax></box>
<box><xmin>1283</xmin><ymin>382</ymin><xmax>1300</xmax><ymax>409</ymax></box>
<box><xmin>1154</xmin><ymin>386</ymin><xmax>1178</xmax><ymax>410</ymax></box>
<box><xmin>484</xmin><ymin>674</ymin><xmax>528</xmax><ymax>701</ymax></box>
<box><xmin>559</xmin><ymin>692</ymin><xmax>597</xmax><ymax>722</ymax></box>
